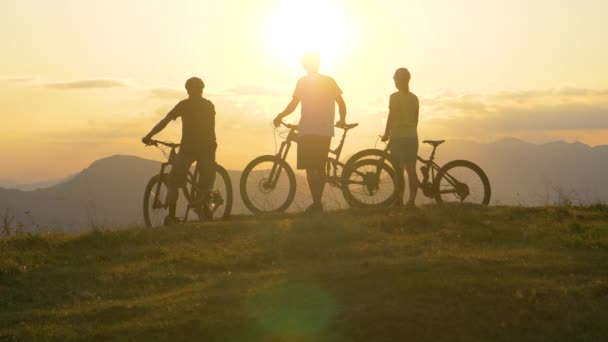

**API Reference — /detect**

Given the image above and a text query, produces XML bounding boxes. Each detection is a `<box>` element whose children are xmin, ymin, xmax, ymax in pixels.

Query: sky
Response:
<box><xmin>1</xmin><ymin>0</ymin><xmax>607</xmax><ymax>183</ymax></box>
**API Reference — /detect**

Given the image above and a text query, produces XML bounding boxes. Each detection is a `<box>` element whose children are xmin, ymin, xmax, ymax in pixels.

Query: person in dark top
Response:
<box><xmin>382</xmin><ymin>68</ymin><xmax>419</xmax><ymax>208</ymax></box>
<box><xmin>142</xmin><ymin>77</ymin><xmax>216</xmax><ymax>225</ymax></box>
<box><xmin>274</xmin><ymin>53</ymin><xmax>347</xmax><ymax>213</ymax></box>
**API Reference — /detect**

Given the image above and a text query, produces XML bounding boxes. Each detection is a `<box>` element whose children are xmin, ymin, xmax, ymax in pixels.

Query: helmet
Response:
<box><xmin>393</xmin><ymin>68</ymin><xmax>411</xmax><ymax>82</ymax></box>
<box><xmin>185</xmin><ymin>77</ymin><xmax>205</xmax><ymax>91</ymax></box>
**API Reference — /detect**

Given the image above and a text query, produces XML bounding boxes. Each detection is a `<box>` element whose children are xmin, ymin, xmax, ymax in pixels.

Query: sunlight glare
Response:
<box><xmin>265</xmin><ymin>0</ymin><xmax>353</xmax><ymax>71</ymax></box>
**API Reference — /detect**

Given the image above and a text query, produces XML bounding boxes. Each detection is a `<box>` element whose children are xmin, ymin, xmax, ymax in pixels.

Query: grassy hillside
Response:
<box><xmin>1</xmin><ymin>205</ymin><xmax>608</xmax><ymax>341</ymax></box>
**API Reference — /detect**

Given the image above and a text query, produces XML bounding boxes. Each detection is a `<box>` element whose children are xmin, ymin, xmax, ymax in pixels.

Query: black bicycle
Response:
<box><xmin>239</xmin><ymin>122</ymin><xmax>401</xmax><ymax>214</ymax></box>
<box><xmin>347</xmin><ymin>139</ymin><xmax>491</xmax><ymax>205</ymax></box>
<box><xmin>143</xmin><ymin>140</ymin><xmax>233</xmax><ymax>227</ymax></box>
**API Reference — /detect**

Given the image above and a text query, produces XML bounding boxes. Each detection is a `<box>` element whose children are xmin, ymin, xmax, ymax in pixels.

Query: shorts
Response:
<box><xmin>169</xmin><ymin>147</ymin><xmax>216</xmax><ymax>190</ymax></box>
<box><xmin>389</xmin><ymin>137</ymin><xmax>419</xmax><ymax>169</ymax></box>
<box><xmin>297</xmin><ymin>136</ymin><xmax>332</xmax><ymax>170</ymax></box>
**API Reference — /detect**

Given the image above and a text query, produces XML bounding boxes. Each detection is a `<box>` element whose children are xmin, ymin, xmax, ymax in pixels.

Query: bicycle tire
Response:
<box><xmin>433</xmin><ymin>160</ymin><xmax>491</xmax><ymax>205</ymax></box>
<box><xmin>143</xmin><ymin>174</ymin><xmax>169</xmax><ymax>228</ymax></box>
<box><xmin>183</xmin><ymin>163</ymin><xmax>233</xmax><ymax>221</ymax></box>
<box><xmin>214</xmin><ymin>164</ymin><xmax>233</xmax><ymax>219</ymax></box>
<box><xmin>240</xmin><ymin>155</ymin><xmax>296</xmax><ymax>214</ymax></box>
<box><xmin>342</xmin><ymin>148</ymin><xmax>405</xmax><ymax>199</ymax></box>
<box><xmin>341</xmin><ymin>158</ymin><xmax>399</xmax><ymax>208</ymax></box>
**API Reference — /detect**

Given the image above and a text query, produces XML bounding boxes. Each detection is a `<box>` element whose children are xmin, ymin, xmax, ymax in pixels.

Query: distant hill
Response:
<box><xmin>0</xmin><ymin>155</ymin><xmax>332</xmax><ymax>232</ymax></box>
<box><xmin>430</xmin><ymin>138</ymin><xmax>608</xmax><ymax>205</ymax></box>
<box><xmin>0</xmin><ymin>155</ymin><xmax>160</xmax><ymax>232</ymax></box>
<box><xmin>0</xmin><ymin>175</ymin><xmax>75</xmax><ymax>191</ymax></box>
<box><xmin>0</xmin><ymin>139</ymin><xmax>607</xmax><ymax>232</ymax></box>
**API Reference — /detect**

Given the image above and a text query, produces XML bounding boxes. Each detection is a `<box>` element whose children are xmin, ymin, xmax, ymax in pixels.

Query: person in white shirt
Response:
<box><xmin>274</xmin><ymin>53</ymin><xmax>347</xmax><ymax>213</ymax></box>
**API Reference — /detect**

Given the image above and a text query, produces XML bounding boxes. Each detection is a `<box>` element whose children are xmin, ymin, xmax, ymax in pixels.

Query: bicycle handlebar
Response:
<box><xmin>280</xmin><ymin>121</ymin><xmax>298</xmax><ymax>129</ymax></box>
<box><xmin>280</xmin><ymin>121</ymin><xmax>359</xmax><ymax>131</ymax></box>
<box><xmin>147</xmin><ymin>140</ymin><xmax>181</xmax><ymax>148</ymax></box>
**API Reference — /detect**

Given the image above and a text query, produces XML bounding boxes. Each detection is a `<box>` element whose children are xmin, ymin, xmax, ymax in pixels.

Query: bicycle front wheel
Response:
<box><xmin>341</xmin><ymin>158</ymin><xmax>399</xmax><ymax>208</ymax></box>
<box><xmin>143</xmin><ymin>174</ymin><xmax>170</xmax><ymax>228</ymax></box>
<box><xmin>434</xmin><ymin>160</ymin><xmax>491</xmax><ymax>205</ymax></box>
<box><xmin>240</xmin><ymin>155</ymin><xmax>296</xmax><ymax>214</ymax></box>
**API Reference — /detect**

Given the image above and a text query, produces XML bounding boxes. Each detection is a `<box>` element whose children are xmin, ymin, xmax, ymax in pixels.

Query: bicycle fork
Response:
<box><xmin>267</xmin><ymin>141</ymin><xmax>291</xmax><ymax>189</ymax></box>
<box><xmin>153</xmin><ymin>163</ymin><xmax>169</xmax><ymax>209</ymax></box>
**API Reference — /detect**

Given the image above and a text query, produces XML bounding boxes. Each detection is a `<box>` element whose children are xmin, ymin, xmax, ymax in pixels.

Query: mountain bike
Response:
<box><xmin>348</xmin><ymin>139</ymin><xmax>491</xmax><ymax>205</ymax></box>
<box><xmin>239</xmin><ymin>122</ymin><xmax>401</xmax><ymax>214</ymax></box>
<box><xmin>143</xmin><ymin>140</ymin><xmax>233</xmax><ymax>228</ymax></box>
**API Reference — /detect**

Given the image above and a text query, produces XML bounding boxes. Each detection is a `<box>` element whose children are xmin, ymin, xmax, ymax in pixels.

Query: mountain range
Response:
<box><xmin>1</xmin><ymin>138</ymin><xmax>606</xmax><ymax>232</ymax></box>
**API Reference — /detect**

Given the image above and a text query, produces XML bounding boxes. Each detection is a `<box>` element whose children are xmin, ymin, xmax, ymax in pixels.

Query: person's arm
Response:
<box><xmin>274</xmin><ymin>80</ymin><xmax>302</xmax><ymax>127</ymax></box>
<box><xmin>331</xmin><ymin>78</ymin><xmax>347</xmax><ymax>127</ymax></box>
<box><xmin>142</xmin><ymin>116</ymin><xmax>171</xmax><ymax>144</ymax></box>
<box><xmin>414</xmin><ymin>96</ymin><xmax>419</xmax><ymax>126</ymax></box>
<box><xmin>335</xmin><ymin>94</ymin><xmax>347</xmax><ymax>127</ymax></box>
<box><xmin>382</xmin><ymin>95</ymin><xmax>396</xmax><ymax>142</ymax></box>
<box><xmin>273</xmin><ymin>98</ymin><xmax>300</xmax><ymax>127</ymax></box>
<box><xmin>142</xmin><ymin>103</ymin><xmax>180</xmax><ymax>144</ymax></box>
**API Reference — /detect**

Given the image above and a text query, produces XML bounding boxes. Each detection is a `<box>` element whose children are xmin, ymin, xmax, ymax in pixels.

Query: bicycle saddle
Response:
<box><xmin>338</xmin><ymin>123</ymin><xmax>359</xmax><ymax>130</ymax></box>
<box><xmin>423</xmin><ymin>140</ymin><xmax>445</xmax><ymax>147</ymax></box>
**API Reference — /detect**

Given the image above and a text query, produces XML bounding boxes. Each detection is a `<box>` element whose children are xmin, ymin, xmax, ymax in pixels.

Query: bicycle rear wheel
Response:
<box><xmin>208</xmin><ymin>165</ymin><xmax>233</xmax><ymax>220</ymax></box>
<box><xmin>434</xmin><ymin>160</ymin><xmax>491</xmax><ymax>205</ymax></box>
<box><xmin>143</xmin><ymin>174</ymin><xmax>170</xmax><ymax>228</ymax></box>
<box><xmin>341</xmin><ymin>158</ymin><xmax>399</xmax><ymax>208</ymax></box>
<box><xmin>240</xmin><ymin>155</ymin><xmax>296</xmax><ymax>214</ymax></box>
<box><xmin>185</xmin><ymin>164</ymin><xmax>233</xmax><ymax>221</ymax></box>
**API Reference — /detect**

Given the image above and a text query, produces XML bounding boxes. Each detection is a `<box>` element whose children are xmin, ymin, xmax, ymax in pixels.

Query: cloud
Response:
<box><xmin>44</xmin><ymin>114</ymin><xmax>156</xmax><ymax>147</ymax></box>
<box><xmin>224</xmin><ymin>82</ymin><xmax>291</xmax><ymax>97</ymax></box>
<box><xmin>416</xmin><ymin>88</ymin><xmax>608</xmax><ymax>140</ymax></box>
<box><xmin>148</xmin><ymin>82</ymin><xmax>291</xmax><ymax>100</ymax></box>
<box><xmin>44</xmin><ymin>79</ymin><xmax>127</xmax><ymax>90</ymax></box>
<box><xmin>148</xmin><ymin>87</ymin><xmax>184</xmax><ymax>100</ymax></box>
<box><xmin>2</xmin><ymin>76</ymin><xmax>39</xmax><ymax>83</ymax></box>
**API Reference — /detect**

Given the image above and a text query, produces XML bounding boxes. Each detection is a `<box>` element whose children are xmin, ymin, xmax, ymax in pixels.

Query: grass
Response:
<box><xmin>1</xmin><ymin>205</ymin><xmax>608</xmax><ymax>341</ymax></box>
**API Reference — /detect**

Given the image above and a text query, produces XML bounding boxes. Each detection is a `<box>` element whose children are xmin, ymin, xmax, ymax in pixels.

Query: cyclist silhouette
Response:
<box><xmin>274</xmin><ymin>53</ymin><xmax>347</xmax><ymax>213</ymax></box>
<box><xmin>381</xmin><ymin>68</ymin><xmax>419</xmax><ymax>208</ymax></box>
<box><xmin>142</xmin><ymin>77</ymin><xmax>217</xmax><ymax>225</ymax></box>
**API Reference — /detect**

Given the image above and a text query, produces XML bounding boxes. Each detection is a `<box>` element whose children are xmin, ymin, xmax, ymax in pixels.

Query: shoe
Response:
<box><xmin>163</xmin><ymin>215</ymin><xmax>180</xmax><ymax>226</ymax></box>
<box><xmin>201</xmin><ymin>204</ymin><xmax>214</xmax><ymax>221</ymax></box>
<box><xmin>390</xmin><ymin>200</ymin><xmax>405</xmax><ymax>208</ymax></box>
<box><xmin>405</xmin><ymin>201</ymin><xmax>417</xmax><ymax>209</ymax></box>
<box><xmin>304</xmin><ymin>203</ymin><xmax>323</xmax><ymax>214</ymax></box>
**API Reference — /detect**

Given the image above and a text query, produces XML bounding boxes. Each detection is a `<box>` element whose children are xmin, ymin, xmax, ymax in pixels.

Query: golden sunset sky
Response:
<box><xmin>1</xmin><ymin>0</ymin><xmax>607</xmax><ymax>183</ymax></box>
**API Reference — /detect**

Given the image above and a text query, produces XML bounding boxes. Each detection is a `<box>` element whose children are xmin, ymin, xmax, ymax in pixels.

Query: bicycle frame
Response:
<box><xmin>416</xmin><ymin>143</ymin><xmax>464</xmax><ymax>197</ymax></box>
<box><xmin>150</xmin><ymin>141</ymin><xmax>215</xmax><ymax>222</ymax></box>
<box><xmin>326</xmin><ymin>125</ymin><xmax>352</xmax><ymax>187</ymax></box>
<box><xmin>269</xmin><ymin>123</ymin><xmax>355</xmax><ymax>189</ymax></box>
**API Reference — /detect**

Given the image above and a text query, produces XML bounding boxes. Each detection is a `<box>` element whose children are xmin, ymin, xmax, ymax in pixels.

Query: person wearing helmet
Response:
<box><xmin>273</xmin><ymin>53</ymin><xmax>347</xmax><ymax>213</ymax></box>
<box><xmin>142</xmin><ymin>77</ymin><xmax>217</xmax><ymax>225</ymax></box>
<box><xmin>381</xmin><ymin>68</ymin><xmax>419</xmax><ymax>208</ymax></box>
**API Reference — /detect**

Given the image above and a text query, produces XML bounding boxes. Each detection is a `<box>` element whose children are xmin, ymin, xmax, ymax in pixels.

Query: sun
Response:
<box><xmin>265</xmin><ymin>0</ymin><xmax>353</xmax><ymax>71</ymax></box>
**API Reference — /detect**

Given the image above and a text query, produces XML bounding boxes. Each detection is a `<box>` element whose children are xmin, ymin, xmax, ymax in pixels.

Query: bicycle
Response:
<box><xmin>143</xmin><ymin>140</ymin><xmax>233</xmax><ymax>227</ymax></box>
<box><xmin>239</xmin><ymin>122</ymin><xmax>401</xmax><ymax>214</ymax></box>
<box><xmin>347</xmin><ymin>139</ymin><xmax>492</xmax><ymax>205</ymax></box>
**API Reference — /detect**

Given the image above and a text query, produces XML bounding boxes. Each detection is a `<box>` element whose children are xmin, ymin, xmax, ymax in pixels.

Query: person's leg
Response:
<box><xmin>195</xmin><ymin>153</ymin><xmax>216</xmax><ymax>220</ymax></box>
<box><xmin>196</xmin><ymin>146</ymin><xmax>217</xmax><ymax>197</ymax></box>
<box><xmin>166</xmin><ymin>151</ymin><xmax>194</xmax><ymax>219</ymax></box>
<box><xmin>404</xmin><ymin>161</ymin><xmax>418</xmax><ymax>206</ymax></box>
<box><xmin>403</xmin><ymin>138</ymin><xmax>419</xmax><ymax>207</ymax></box>
<box><xmin>306</xmin><ymin>167</ymin><xmax>326</xmax><ymax>207</ymax></box>
<box><xmin>298</xmin><ymin>136</ymin><xmax>329</xmax><ymax>211</ymax></box>
<box><xmin>389</xmin><ymin>139</ymin><xmax>406</xmax><ymax>206</ymax></box>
